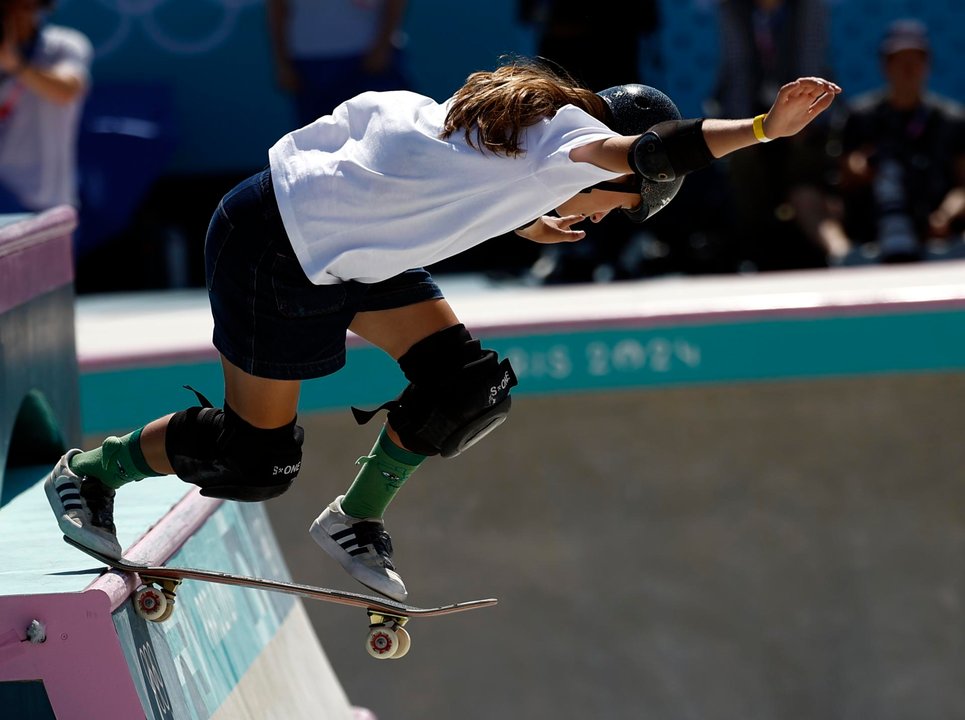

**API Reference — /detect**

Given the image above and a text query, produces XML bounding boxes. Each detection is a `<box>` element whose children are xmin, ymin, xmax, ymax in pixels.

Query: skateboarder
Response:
<box><xmin>46</xmin><ymin>58</ymin><xmax>839</xmax><ymax>602</ymax></box>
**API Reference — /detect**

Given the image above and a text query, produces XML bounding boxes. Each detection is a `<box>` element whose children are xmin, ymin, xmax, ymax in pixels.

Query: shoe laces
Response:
<box><xmin>80</xmin><ymin>479</ymin><xmax>117</xmax><ymax>535</ymax></box>
<box><xmin>352</xmin><ymin>521</ymin><xmax>396</xmax><ymax>571</ymax></box>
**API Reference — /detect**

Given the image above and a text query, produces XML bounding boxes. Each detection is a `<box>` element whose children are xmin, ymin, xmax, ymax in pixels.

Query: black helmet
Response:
<box><xmin>597</xmin><ymin>84</ymin><xmax>685</xmax><ymax>222</ymax></box>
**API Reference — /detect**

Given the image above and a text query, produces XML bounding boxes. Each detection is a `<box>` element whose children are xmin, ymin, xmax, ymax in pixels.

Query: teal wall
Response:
<box><xmin>80</xmin><ymin>307</ymin><xmax>965</xmax><ymax>435</ymax></box>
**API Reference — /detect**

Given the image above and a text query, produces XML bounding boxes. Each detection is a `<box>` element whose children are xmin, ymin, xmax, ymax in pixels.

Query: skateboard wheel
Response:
<box><xmin>155</xmin><ymin>598</ymin><xmax>176</xmax><ymax>622</ymax></box>
<box><xmin>133</xmin><ymin>585</ymin><xmax>168</xmax><ymax>622</ymax></box>
<box><xmin>366</xmin><ymin>625</ymin><xmax>399</xmax><ymax>659</ymax></box>
<box><xmin>391</xmin><ymin>626</ymin><xmax>411</xmax><ymax>659</ymax></box>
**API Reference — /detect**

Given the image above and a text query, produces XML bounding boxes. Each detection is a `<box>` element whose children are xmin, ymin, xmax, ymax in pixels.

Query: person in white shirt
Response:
<box><xmin>0</xmin><ymin>0</ymin><xmax>91</xmax><ymax>213</ymax></box>
<box><xmin>45</xmin><ymin>59</ymin><xmax>839</xmax><ymax>610</ymax></box>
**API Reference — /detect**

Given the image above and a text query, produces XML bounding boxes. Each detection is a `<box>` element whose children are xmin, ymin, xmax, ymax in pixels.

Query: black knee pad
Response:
<box><xmin>352</xmin><ymin>324</ymin><xmax>517</xmax><ymax>457</ymax></box>
<box><xmin>166</xmin><ymin>401</ymin><xmax>304</xmax><ymax>502</ymax></box>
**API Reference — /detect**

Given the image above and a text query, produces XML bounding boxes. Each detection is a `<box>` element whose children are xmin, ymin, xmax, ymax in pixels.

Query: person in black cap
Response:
<box><xmin>821</xmin><ymin>19</ymin><xmax>965</xmax><ymax>263</ymax></box>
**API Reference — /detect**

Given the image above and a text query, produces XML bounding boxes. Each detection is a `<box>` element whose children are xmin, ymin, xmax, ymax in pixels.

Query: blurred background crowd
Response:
<box><xmin>2</xmin><ymin>0</ymin><xmax>964</xmax><ymax>294</ymax></box>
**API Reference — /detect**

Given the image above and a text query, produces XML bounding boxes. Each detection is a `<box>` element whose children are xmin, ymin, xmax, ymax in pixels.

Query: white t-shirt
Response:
<box><xmin>0</xmin><ymin>25</ymin><xmax>92</xmax><ymax>211</ymax></box>
<box><xmin>268</xmin><ymin>90</ymin><xmax>621</xmax><ymax>285</ymax></box>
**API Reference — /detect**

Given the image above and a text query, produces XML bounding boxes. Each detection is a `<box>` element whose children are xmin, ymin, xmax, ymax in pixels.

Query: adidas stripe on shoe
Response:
<box><xmin>309</xmin><ymin>495</ymin><xmax>407</xmax><ymax>602</ymax></box>
<box><xmin>44</xmin><ymin>449</ymin><xmax>123</xmax><ymax>559</ymax></box>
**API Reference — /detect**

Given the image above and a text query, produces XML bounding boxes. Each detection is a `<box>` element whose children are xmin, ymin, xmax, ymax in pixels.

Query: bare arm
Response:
<box><xmin>570</xmin><ymin>77</ymin><xmax>842</xmax><ymax>171</ymax></box>
<box><xmin>266</xmin><ymin>0</ymin><xmax>298</xmax><ymax>91</ymax></box>
<box><xmin>0</xmin><ymin>31</ymin><xmax>86</xmax><ymax>105</ymax></box>
<box><xmin>929</xmin><ymin>187</ymin><xmax>965</xmax><ymax>237</ymax></box>
<box><xmin>703</xmin><ymin>77</ymin><xmax>840</xmax><ymax>157</ymax></box>
<box><xmin>6</xmin><ymin>63</ymin><xmax>84</xmax><ymax>104</ymax></box>
<box><xmin>266</xmin><ymin>0</ymin><xmax>288</xmax><ymax>60</ymax></box>
<box><xmin>363</xmin><ymin>0</ymin><xmax>407</xmax><ymax>74</ymax></box>
<box><xmin>932</xmin><ymin>154</ymin><xmax>965</xmax><ymax>234</ymax></box>
<box><xmin>567</xmin><ymin>134</ymin><xmax>634</xmax><ymax>174</ymax></box>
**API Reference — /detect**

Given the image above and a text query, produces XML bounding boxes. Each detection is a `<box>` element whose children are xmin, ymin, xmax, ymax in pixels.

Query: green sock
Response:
<box><xmin>69</xmin><ymin>428</ymin><xmax>159</xmax><ymax>490</ymax></box>
<box><xmin>340</xmin><ymin>427</ymin><xmax>426</xmax><ymax>519</ymax></box>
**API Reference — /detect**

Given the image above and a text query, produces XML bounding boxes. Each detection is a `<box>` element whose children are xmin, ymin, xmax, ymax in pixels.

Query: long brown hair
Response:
<box><xmin>441</xmin><ymin>58</ymin><xmax>608</xmax><ymax>157</ymax></box>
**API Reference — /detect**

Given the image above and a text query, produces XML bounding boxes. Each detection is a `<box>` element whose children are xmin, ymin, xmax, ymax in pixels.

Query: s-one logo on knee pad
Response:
<box><xmin>273</xmin><ymin>462</ymin><xmax>301</xmax><ymax>477</ymax></box>
<box><xmin>489</xmin><ymin>371</ymin><xmax>513</xmax><ymax>406</ymax></box>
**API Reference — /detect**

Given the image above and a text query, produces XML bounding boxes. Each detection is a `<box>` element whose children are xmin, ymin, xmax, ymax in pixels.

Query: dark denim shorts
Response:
<box><xmin>204</xmin><ymin>169</ymin><xmax>444</xmax><ymax>380</ymax></box>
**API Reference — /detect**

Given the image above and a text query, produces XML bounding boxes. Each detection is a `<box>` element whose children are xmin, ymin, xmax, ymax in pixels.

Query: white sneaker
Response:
<box><xmin>309</xmin><ymin>496</ymin><xmax>408</xmax><ymax>602</ymax></box>
<box><xmin>44</xmin><ymin>449</ymin><xmax>123</xmax><ymax>559</ymax></box>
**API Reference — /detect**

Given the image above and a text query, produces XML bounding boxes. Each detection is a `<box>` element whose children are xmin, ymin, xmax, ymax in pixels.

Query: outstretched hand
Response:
<box><xmin>515</xmin><ymin>214</ymin><xmax>587</xmax><ymax>244</ymax></box>
<box><xmin>763</xmin><ymin>77</ymin><xmax>842</xmax><ymax>139</ymax></box>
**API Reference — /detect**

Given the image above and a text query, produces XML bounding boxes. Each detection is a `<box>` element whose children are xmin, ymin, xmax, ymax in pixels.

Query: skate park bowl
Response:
<box><xmin>0</xmin><ymin>208</ymin><xmax>81</xmax><ymax>507</ymax></box>
<box><xmin>71</xmin><ymin>260</ymin><xmax>965</xmax><ymax>720</ymax></box>
<box><xmin>0</xmin><ymin>210</ymin><xmax>361</xmax><ymax>720</ymax></box>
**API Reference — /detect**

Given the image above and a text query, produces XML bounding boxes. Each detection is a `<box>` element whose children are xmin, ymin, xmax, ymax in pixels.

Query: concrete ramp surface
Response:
<box><xmin>69</xmin><ymin>260</ymin><xmax>965</xmax><ymax>719</ymax></box>
<box><xmin>261</xmin><ymin>265</ymin><xmax>965</xmax><ymax>720</ymax></box>
<box><xmin>275</xmin><ymin>373</ymin><xmax>965</xmax><ymax>720</ymax></box>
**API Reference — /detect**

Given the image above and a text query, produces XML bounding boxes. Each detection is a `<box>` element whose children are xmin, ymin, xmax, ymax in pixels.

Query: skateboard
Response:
<box><xmin>64</xmin><ymin>536</ymin><xmax>497</xmax><ymax>660</ymax></box>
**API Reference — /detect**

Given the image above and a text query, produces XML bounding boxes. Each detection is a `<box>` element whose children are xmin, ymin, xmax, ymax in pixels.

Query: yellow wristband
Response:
<box><xmin>753</xmin><ymin>114</ymin><xmax>772</xmax><ymax>143</ymax></box>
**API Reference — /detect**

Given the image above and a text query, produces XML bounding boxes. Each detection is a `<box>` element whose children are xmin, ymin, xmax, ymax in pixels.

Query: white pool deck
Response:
<box><xmin>74</xmin><ymin>261</ymin><xmax>965</xmax><ymax>371</ymax></box>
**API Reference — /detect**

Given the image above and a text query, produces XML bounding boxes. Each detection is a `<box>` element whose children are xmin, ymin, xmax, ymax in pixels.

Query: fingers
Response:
<box><xmin>555</xmin><ymin>216</ymin><xmax>586</xmax><ymax>242</ymax></box>
<box><xmin>789</xmin><ymin>77</ymin><xmax>841</xmax><ymax>93</ymax></box>
<box><xmin>556</xmin><ymin>214</ymin><xmax>586</xmax><ymax>228</ymax></box>
<box><xmin>809</xmin><ymin>90</ymin><xmax>837</xmax><ymax>114</ymax></box>
<box><xmin>557</xmin><ymin>231</ymin><xmax>586</xmax><ymax>243</ymax></box>
<box><xmin>773</xmin><ymin>78</ymin><xmax>841</xmax><ymax>125</ymax></box>
<box><xmin>522</xmin><ymin>215</ymin><xmax>588</xmax><ymax>244</ymax></box>
<box><xmin>803</xmin><ymin>79</ymin><xmax>841</xmax><ymax>116</ymax></box>
<box><xmin>779</xmin><ymin>77</ymin><xmax>842</xmax><ymax>103</ymax></box>
<box><xmin>529</xmin><ymin>229</ymin><xmax>585</xmax><ymax>244</ymax></box>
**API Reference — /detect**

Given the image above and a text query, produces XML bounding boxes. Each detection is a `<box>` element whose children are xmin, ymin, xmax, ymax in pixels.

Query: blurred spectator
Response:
<box><xmin>267</xmin><ymin>0</ymin><xmax>410</xmax><ymax>129</ymax></box>
<box><xmin>0</xmin><ymin>0</ymin><xmax>91</xmax><ymax>214</ymax></box>
<box><xmin>518</xmin><ymin>0</ymin><xmax>663</xmax><ymax>283</ymax></box>
<box><xmin>712</xmin><ymin>0</ymin><xmax>835</xmax><ymax>271</ymax></box>
<box><xmin>518</xmin><ymin>0</ymin><xmax>659</xmax><ymax>93</ymax></box>
<box><xmin>822</xmin><ymin>19</ymin><xmax>965</xmax><ymax>264</ymax></box>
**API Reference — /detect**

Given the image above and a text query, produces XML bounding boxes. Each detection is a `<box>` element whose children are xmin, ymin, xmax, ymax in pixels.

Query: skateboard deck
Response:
<box><xmin>64</xmin><ymin>535</ymin><xmax>497</xmax><ymax>659</ymax></box>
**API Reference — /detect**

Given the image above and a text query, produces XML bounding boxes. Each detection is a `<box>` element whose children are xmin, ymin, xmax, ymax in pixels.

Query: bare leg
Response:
<box><xmin>50</xmin><ymin>352</ymin><xmax>304</xmax><ymax>561</ymax></box>
<box><xmin>137</xmin><ymin>415</ymin><xmax>176</xmax><ymax>475</ymax></box>
<box><xmin>220</xmin><ymin>354</ymin><xmax>302</xmax><ymax>428</ymax></box>
<box><xmin>135</xmin><ymin>355</ymin><xmax>302</xmax><ymax>475</ymax></box>
<box><xmin>310</xmin><ymin>299</ymin><xmax>460</xmax><ymax>600</ymax></box>
<box><xmin>349</xmin><ymin>298</ymin><xmax>459</xmax><ymax>447</ymax></box>
<box><xmin>137</xmin><ymin>299</ymin><xmax>456</xmax><ymax>484</ymax></box>
<box><xmin>349</xmin><ymin>298</ymin><xmax>458</xmax><ymax>359</ymax></box>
